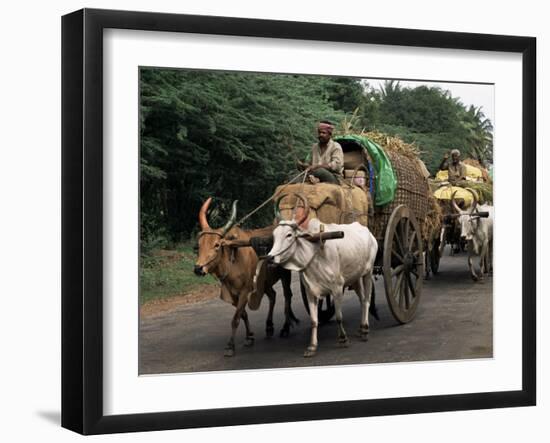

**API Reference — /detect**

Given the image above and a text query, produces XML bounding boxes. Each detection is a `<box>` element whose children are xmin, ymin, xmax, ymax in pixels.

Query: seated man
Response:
<box><xmin>439</xmin><ymin>149</ymin><xmax>467</xmax><ymax>184</ymax></box>
<box><xmin>299</xmin><ymin>120</ymin><xmax>344</xmax><ymax>184</ymax></box>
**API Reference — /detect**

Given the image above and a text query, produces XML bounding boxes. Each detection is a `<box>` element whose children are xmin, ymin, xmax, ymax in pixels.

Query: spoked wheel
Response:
<box><xmin>383</xmin><ymin>205</ymin><xmax>424</xmax><ymax>324</ymax></box>
<box><xmin>300</xmin><ymin>280</ymin><xmax>335</xmax><ymax>324</ymax></box>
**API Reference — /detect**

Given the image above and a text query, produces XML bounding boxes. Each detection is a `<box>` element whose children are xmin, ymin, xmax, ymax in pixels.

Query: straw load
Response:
<box><xmin>431</xmin><ymin>152</ymin><xmax>493</xmax><ymax>210</ymax></box>
<box><xmin>341</xmin><ymin>130</ymin><xmax>436</xmax><ymax>243</ymax></box>
<box><xmin>339</xmin><ymin>127</ymin><xmax>493</xmax><ymax>240</ymax></box>
<box><xmin>363</xmin><ymin>130</ymin><xmax>423</xmax><ymax>160</ymax></box>
<box><xmin>452</xmin><ymin>180</ymin><xmax>493</xmax><ymax>204</ymax></box>
<box><xmin>432</xmin><ymin>168</ymin><xmax>493</xmax><ymax>207</ymax></box>
<box><xmin>422</xmin><ymin>193</ymin><xmax>443</xmax><ymax>244</ymax></box>
<box><xmin>363</xmin><ymin>130</ymin><xmax>430</xmax><ymax>179</ymax></box>
<box><xmin>463</xmin><ymin>158</ymin><xmax>491</xmax><ymax>182</ymax></box>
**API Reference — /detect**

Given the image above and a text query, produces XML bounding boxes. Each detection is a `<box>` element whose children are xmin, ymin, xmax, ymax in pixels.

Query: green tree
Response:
<box><xmin>140</xmin><ymin>69</ymin><xmax>349</xmax><ymax>244</ymax></box>
<box><xmin>459</xmin><ymin>105</ymin><xmax>494</xmax><ymax>166</ymax></box>
<box><xmin>140</xmin><ymin>71</ymin><xmax>494</xmax><ymax>245</ymax></box>
<box><xmin>325</xmin><ymin>77</ymin><xmax>365</xmax><ymax>114</ymax></box>
<box><xmin>366</xmin><ymin>81</ymin><xmax>493</xmax><ymax>173</ymax></box>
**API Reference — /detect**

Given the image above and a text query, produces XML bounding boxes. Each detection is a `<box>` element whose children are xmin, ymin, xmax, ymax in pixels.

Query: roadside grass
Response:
<box><xmin>139</xmin><ymin>243</ymin><xmax>217</xmax><ymax>305</ymax></box>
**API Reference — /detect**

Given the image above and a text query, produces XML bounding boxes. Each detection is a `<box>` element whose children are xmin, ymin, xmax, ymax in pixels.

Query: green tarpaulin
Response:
<box><xmin>335</xmin><ymin>135</ymin><xmax>397</xmax><ymax>206</ymax></box>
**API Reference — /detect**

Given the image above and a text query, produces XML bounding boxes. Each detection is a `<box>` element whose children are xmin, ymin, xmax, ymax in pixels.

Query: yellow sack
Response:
<box><xmin>435</xmin><ymin>164</ymin><xmax>483</xmax><ymax>181</ymax></box>
<box><xmin>464</xmin><ymin>164</ymin><xmax>483</xmax><ymax>180</ymax></box>
<box><xmin>433</xmin><ymin>186</ymin><xmax>475</xmax><ymax>207</ymax></box>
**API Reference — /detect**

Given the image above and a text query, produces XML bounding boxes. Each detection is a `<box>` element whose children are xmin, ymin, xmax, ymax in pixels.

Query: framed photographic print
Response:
<box><xmin>62</xmin><ymin>8</ymin><xmax>536</xmax><ymax>435</ymax></box>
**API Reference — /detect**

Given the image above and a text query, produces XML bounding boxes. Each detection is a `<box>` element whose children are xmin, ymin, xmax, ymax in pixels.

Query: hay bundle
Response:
<box><xmin>462</xmin><ymin>158</ymin><xmax>484</xmax><ymax>169</ymax></box>
<box><xmin>362</xmin><ymin>130</ymin><xmax>430</xmax><ymax>179</ymax></box>
<box><xmin>422</xmin><ymin>193</ymin><xmax>443</xmax><ymax>243</ymax></box>
<box><xmin>337</xmin><ymin>127</ymin><xmax>430</xmax><ymax>178</ymax></box>
<box><xmin>362</xmin><ymin>130</ymin><xmax>422</xmax><ymax>159</ymax></box>
<box><xmin>463</xmin><ymin>158</ymin><xmax>491</xmax><ymax>182</ymax></box>
<box><xmin>453</xmin><ymin>180</ymin><xmax>493</xmax><ymax>204</ymax></box>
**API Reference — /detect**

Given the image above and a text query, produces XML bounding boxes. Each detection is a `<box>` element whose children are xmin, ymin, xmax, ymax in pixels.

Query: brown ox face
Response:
<box><xmin>193</xmin><ymin>198</ymin><xmax>238</xmax><ymax>276</ymax></box>
<box><xmin>194</xmin><ymin>230</ymin><xmax>224</xmax><ymax>276</ymax></box>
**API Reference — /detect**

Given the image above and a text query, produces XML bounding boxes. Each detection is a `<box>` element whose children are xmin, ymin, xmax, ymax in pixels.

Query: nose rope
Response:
<box><xmin>195</xmin><ymin>231</ymin><xmax>225</xmax><ymax>269</ymax></box>
<box><xmin>265</xmin><ymin>233</ymin><xmax>297</xmax><ymax>260</ymax></box>
<box><xmin>196</xmin><ymin>250</ymin><xmax>220</xmax><ymax>270</ymax></box>
<box><xmin>267</xmin><ymin>227</ymin><xmax>318</xmax><ymax>272</ymax></box>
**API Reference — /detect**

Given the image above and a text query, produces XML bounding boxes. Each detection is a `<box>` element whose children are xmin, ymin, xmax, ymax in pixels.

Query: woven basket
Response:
<box><xmin>369</xmin><ymin>151</ymin><xmax>430</xmax><ymax>241</ymax></box>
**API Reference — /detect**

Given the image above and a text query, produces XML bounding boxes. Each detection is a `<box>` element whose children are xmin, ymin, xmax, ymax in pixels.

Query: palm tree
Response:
<box><xmin>379</xmin><ymin>79</ymin><xmax>402</xmax><ymax>99</ymax></box>
<box><xmin>460</xmin><ymin>105</ymin><xmax>493</xmax><ymax>166</ymax></box>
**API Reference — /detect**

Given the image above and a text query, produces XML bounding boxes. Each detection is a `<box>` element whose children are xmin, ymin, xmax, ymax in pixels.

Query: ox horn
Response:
<box><xmin>199</xmin><ymin>197</ymin><xmax>212</xmax><ymax>230</ymax></box>
<box><xmin>221</xmin><ymin>200</ymin><xmax>239</xmax><ymax>236</ymax></box>
<box><xmin>292</xmin><ymin>193</ymin><xmax>310</xmax><ymax>226</ymax></box>
<box><xmin>464</xmin><ymin>188</ymin><xmax>479</xmax><ymax>214</ymax></box>
<box><xmin>273</xmin><ymin>193</ymin><xmax>288</xmax><ymax>222</ymax></box>
<box><xmin>450</xmin><ymin>190</ymin><xmax>463</xmax><ymax>214</ymax></box>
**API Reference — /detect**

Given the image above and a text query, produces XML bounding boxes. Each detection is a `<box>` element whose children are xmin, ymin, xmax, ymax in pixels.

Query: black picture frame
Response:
<box><xmin>61</xmin><ymin>8</ymin><xmax>536</xmax><ymax>435</ymax></box>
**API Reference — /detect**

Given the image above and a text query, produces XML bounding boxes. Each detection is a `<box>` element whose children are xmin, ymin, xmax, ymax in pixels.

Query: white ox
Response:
<box><xmin>451</xmin><ymin>189</ymin><xmax>494</xmax><ymax>281</ymax></box>
<box><xmin>267</xmin><ymin>194</ymin><xmax>378</xmax><ymax>357</ymax></box>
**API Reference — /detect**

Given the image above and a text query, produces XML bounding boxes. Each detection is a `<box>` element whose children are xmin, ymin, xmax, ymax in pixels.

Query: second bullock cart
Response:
<box><xmin>429</xmin><ymin>161</ymin><xmax>493</xmax><ymax>266</ymax></box>
<box><xmin>270</xmin><ymin>134</ymin><xmax>438</xmax><ymax>324</ymax></box>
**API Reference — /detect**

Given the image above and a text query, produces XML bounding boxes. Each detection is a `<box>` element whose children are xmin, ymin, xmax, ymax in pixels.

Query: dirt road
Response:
<box><xmin>139</xmin><ymin>251</ymin><xmax>492</xmax><ymax>374</ymax></box>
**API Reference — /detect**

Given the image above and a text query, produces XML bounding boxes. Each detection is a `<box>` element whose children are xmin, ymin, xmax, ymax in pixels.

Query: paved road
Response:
<box><xmin>139</xmin><ymin>250</ymin><xmax>492</xmax><ymax>374</ymax></box>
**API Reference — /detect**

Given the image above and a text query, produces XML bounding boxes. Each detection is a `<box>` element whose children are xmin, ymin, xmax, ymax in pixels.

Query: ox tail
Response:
<box><xmin>369</xmin><ymin>283</ymin><xmax>379</xmax><ymax>321</ymax></box>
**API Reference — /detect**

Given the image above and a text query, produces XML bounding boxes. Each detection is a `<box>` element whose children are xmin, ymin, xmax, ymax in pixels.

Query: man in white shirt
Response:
<box><xmin>300</xmin><ymin>120</ymin><xmax>344</xmax><ymax>184</ymax></box>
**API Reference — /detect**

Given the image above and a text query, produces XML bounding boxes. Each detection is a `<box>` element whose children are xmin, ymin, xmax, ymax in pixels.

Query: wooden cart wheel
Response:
<box><xmin>430</xmin><ymin>237</ymin><xmax>441</xmax><ymax>275</ymax></box>
<box><xmin>383</xmin><ymin>205</ymin><xmax>424</xmax><ymax>324</ymax></box>
<box><xmin>300</xmin><ymin>280</ymin><xmax>335</xmax><ymax>324</ymax></box>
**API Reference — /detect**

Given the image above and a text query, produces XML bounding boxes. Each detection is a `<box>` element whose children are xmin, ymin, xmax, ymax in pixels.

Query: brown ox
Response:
<box><xmin>194</xmin><ymin>198</ymin><xmax>298</xmax><ymax>357</ymax></box>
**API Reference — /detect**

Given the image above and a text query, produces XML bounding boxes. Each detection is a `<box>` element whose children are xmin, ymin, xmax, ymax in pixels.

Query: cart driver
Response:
<box><xmin>439</xmin><ymin>149</ymin><xmax>467</xmax><ymax>184</ymax></box>
<box><xmin>298</xmin><ymin>120</ymin><xmax>344</xmax><ymax>184</ymax></box>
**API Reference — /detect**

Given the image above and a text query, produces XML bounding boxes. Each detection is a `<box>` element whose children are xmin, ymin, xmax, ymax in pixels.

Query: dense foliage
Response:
<box><xmin>140</xmin><ymin>70</ymin><xmax>493</xmax><ymax>247</ymax></box>
<box><xmin>360</xmin><ymin>80</ymin><xmax>493</xmax><ymax>172</ymax></box>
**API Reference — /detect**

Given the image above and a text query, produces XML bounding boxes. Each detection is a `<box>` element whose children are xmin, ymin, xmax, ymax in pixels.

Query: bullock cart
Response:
<box><xmin>431</xmin><ymin>178</ymin><xmax>493</xmax><ymax>261</ymax></box>
<box><xmin>273</xmin><ymin>134</ymin><xmax>435</xmax><ymax>324</ymax></box>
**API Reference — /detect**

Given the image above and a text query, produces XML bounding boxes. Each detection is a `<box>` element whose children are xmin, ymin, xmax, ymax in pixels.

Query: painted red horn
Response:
<box><xmin>199</xmin><ymin>197</ymin><xmax>212</xmax><ymax>230</ymax></box>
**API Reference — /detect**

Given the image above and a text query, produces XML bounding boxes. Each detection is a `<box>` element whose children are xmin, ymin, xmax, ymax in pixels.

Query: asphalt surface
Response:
<box><xmin>139</xmin><ymin>249</ymin><xmax>492</xmax><ymax>374</ymax></box>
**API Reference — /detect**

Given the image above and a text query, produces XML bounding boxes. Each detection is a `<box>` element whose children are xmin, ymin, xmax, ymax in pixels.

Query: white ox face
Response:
<box><xmin>268</xmin><ymin>222</ymin><xmax>299</xmax><ymax>265</ymax></box>
<box><xmin>458</xmin><ymin>213</ymin><xmax>480</xmax><ymax>242</ymax></box>
<box><xmin>457</xmin><ymin>203</ymin><xmax>493</xmax><ymax>243</ymax></box>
